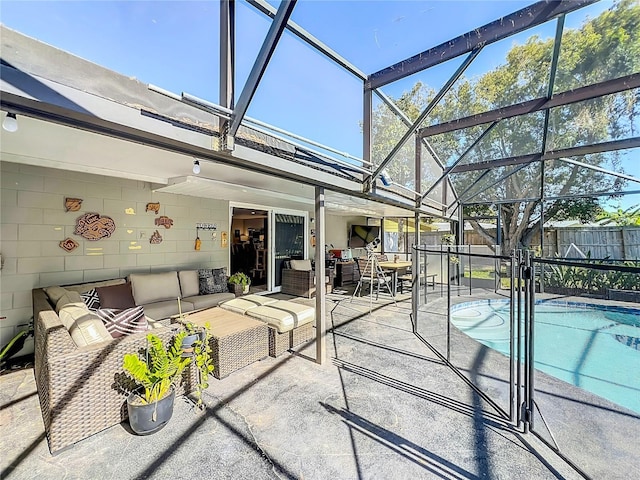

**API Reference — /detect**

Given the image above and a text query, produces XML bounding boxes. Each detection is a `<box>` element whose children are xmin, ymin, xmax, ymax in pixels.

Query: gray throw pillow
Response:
<box><xmin>211</xmin><ymin>267</ymin><xmax>228</xmax><ymax>294</ymax></box>
<box><xmin>198</xmin><ymin>268</ymin><xmax>228</xmax><ymax>294</ymax></box>
<box><xmin>198</xmin><ymin>269</ymin><xmax>215</xmax><ymax>295</ymax></box>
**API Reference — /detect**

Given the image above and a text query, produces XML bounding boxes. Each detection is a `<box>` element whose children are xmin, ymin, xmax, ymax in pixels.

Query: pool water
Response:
<box><xmin>451</xmin><ymin>300</ymin><xmax>640</xmax><ymax>414</ymax></box>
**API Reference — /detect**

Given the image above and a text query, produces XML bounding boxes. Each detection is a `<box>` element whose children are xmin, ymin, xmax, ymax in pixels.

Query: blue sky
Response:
<box><xmin>1</xmin><ymin>1</ymin><xmax>636</xmax><ymax>208</ymax></box>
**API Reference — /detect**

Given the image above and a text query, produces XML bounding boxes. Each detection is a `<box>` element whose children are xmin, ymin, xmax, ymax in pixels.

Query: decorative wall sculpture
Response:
<box><xmin>154</xmin><ymin>216</ymin><xmax>173</xmax><ymax>229</ymax></box>
<box><xmin>146</xmin><ymin>202</ymin><xmax>160</xmax><ymax>214</ymax></box>
<box><xmin>65</xmin><ymin>198</ymin><xmax>83</xmax><ymax>212</ymax></box>
<box><xmin>74</xmin><ymin>213</ymin><xmax>116</xmax><ymax>241</ymax></box>
<box><xmin>59</xmin><ymin>238</ymin><xmax>79</xmax><ymax>252</ymax></box>
<box><xmin>150</xmin><ymin>230</ymin><xmax>163</xmax><ymax>244</ymax></box>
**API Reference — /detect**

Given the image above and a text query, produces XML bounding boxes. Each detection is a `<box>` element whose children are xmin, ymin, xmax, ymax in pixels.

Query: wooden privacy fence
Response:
<box><xmin>546</xmin><ymin>227</ymin><xmax>640</xmax><ymax>260</ymax></box>
<box><xmin>423</xmin><ymin>227</ymin><xmax>640</xmax><ymax>260</ymax></box>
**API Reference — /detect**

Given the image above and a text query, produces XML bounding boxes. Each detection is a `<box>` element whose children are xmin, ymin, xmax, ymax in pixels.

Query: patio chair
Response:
<box><xmin>281</xmin><ymin>259</ymin><xmax>334</xmax><ymax>298</ymax></box>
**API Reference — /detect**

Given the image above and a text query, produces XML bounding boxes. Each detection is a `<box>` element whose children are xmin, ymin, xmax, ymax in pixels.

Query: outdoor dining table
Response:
<box><xmin>377</xmin><ymin>260</ymin><xmax>412</xmax><ymax>296</ymax></box>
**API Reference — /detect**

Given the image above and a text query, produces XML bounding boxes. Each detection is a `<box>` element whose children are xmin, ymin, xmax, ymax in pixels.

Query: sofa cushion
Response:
<box><xmin>96</xmin><ymin>282</ymin><xmax>136</xmax><ymax>309</ymax></box>
<box><xmin>58</xmin><ymin>302</ymin><xmax>96</xmax><ymax>330</ymax></box>
<box><xmin>245</xmin><ymin>300</ymin><xmax>315</xmax><ymax>333</ymax></box>
<box><xmin>80</xmin><ymin>288</ymin><xmax>101</xmax><ymax>311</ymax></box>
<box><xmin>178</xmin><ymin>270</ymin><xmax>199</xmax><ymax>298</ymax></box>
<box><xmin>68</xmin><ymin>315</ymin><xmax>112</xmax><ymax>347</ymax></box>
<box><xmin>218</xmin><ymin>294</ymin><xmax>279</xmax><ymax>315</ymax></box>
<box><xmin>183</xmin><ymin>292</ymin><xmax>235</xmax><ymax>311</ymax></box>
<box><xmin>44</xmin><ymin>286</ymin><xmax>70</xmax><ymax>305</ymax></box>
<box><xmin>130</xmin><ymin>272</ymin><xmax>181</xmax><ymax>305</ymax></box>
<box><xmin>55</xmin><ymin>291</ymin><xmax>84</xmax><ymax>313</ymax></box>
<box><xmin>290</xmin><ymin>259</ymin><xmax>312</xmax><ymax>271</ymax></box>
<box><xmin>142</xmin><ymin>299</ymin><xmax>194</xmax><ymax>321</ymax></box>
<box><xmin>95</xmin><ymin>306</ymin><xmax>147</xmax><ymax>338</ymax></box>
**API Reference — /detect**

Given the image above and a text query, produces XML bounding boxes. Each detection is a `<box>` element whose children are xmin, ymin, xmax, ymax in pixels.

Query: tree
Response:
<box><xmin>372</xmin><ymin>0</ymin><xmax>640</xmax><ymax>252</ymax></box>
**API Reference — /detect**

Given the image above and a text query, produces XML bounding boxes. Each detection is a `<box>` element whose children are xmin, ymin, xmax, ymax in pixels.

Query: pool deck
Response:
<box><xmin>419</xmin><ymin>287</ymin><xmax>640</xmax><ymax>480</ymax></box>
<box><xmin>1</xmin><ymin>288</ymin><xmax>638</xmax><ymax>479</ymax></box>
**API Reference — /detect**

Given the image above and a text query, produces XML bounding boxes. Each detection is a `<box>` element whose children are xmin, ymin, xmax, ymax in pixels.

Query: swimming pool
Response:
<box><xmin>451</xmin><ymin>300</ymin><xmax>640</xmax><ymax>414</ymax></box>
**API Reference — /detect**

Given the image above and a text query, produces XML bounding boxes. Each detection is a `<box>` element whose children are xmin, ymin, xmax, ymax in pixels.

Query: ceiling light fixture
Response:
<box><xmin>192</xmin><ymin>159</ymin><xmax>201</xmax><ymax>175</ymax></box>
<box><xmin>2</xmin><ymin>112</ymin><xmax>18</xmax><ymax>132</ymax></box>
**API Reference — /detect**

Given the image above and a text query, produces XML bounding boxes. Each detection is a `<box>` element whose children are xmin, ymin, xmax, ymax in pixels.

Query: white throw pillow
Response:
<box><xmin>58</xmin><ymin>303</ymin><xmax>94</xmax><ymax>330</ymax></box>
<box><xmin>68</xmin><ymin>316</ymin><xmax>112</xmax><ymax>347</ymax></box>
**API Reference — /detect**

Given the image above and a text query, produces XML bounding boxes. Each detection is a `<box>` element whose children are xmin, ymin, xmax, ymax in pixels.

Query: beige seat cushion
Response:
<box><xmin>129</xmin><ymin>272</ymin><xmax>180</xmax><ymax>305</ymax></box>
<box><xmin>44</xmin><ymin>286</ymin><xmax>71</xmax><ymax>305</ymax></box>
<box><xmin>143</xmin><ymin>299</ymin><xmax>193</xmax><ymax>321</ymax></box>
<box><xmin>55</xmin><ymin>291</ymin><xmax>84</xmax><ymax>313</ymax></box>
<box><xmin>185</xmin><ymin>292</ymin><xmax>235</xmax><ymax>310</ymax></box>
<box><xmin>245</xmin><ymin>300</ymin><xmax>315</xmax><ymax>333</ymax></box>
<box><xmin>58</xmin><ymin>302</ymin><xmax>95</xmax><ymax>330</ymax></box>
<box><xmin>58</xmin><ymin>302</ymin><xmax>112</xmax><ymax>346</ymax></box>
<box><xmin>178</xmin><ymin>270</ymin><xmax>199</xmax><ymax>298</ymax></box>
<box><xmin>218</xmin><ymin>294</ymin><xmax>279</xmax><ymax>315</ymax></box>
<box><xmin>68</xmin><ymin>316</ymin><xmax>112</xmax><ymax>347</ymax></box>
<box><xmin>290</xmin><ymin>259</ymin><xmax>312</xmax><ymax>271</ymax></box>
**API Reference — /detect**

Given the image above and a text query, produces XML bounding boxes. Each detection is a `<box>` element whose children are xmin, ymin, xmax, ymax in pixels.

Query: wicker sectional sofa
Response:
<box><xmin>32</xmin><ymin>270</ymin><xmax>234</xmax><ymax>454</ymax></box>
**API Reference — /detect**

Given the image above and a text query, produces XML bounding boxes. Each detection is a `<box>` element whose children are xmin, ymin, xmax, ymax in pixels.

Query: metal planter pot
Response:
<box><xmin>126</xmin><ymin>386</ymin><xmax>175</xmax><ymax>435</ymax></box>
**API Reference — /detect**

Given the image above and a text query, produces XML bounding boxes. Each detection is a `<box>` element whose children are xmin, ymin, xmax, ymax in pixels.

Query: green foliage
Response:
<box><xmin>228</xmin><ymin>272</ymin><xmax>250</xmax><ymax>286</ymax></box>
<box><xmin>372</xmin><ymin>0</ymin><xmax>640</xmax><ymax>251</ymax></box>
<box><xmin>544</xmin><ymin>254</ymin><xmax>640</xmax><ymax>293</ymax></box>
<box><xmin>123</xmin><ymin>332</ymin><xmax>191</xmax><ymax>404</ymax></box>
<box><xmin>597</xmin><ymin>205</ymin><xmax>640</xmax><ymax>226</ymax></box>
<box><xmin>187</xmin><ymin>322</ymin><xmax>215</xmax><ymax>410</ymax></box>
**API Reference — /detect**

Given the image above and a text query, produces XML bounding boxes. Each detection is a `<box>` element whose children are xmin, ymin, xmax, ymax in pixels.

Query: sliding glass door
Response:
<box><xmin>270</xmin><ymin>209</ymin><xmax>308</xmax><ymax>291</ymax></box>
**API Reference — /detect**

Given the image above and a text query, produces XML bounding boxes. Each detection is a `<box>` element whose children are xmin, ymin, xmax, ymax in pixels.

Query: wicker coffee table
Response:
<box><xmin>176</xmin><ymin>307</ymin><xmax>269</xmax><ymax>379</ymax></box>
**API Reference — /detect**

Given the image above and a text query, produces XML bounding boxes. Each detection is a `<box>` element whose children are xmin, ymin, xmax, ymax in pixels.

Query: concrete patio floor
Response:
<box><xmin>1</xmin><ymin>289</ymin><xmax>637</xmax><ymax>479</ymax></box>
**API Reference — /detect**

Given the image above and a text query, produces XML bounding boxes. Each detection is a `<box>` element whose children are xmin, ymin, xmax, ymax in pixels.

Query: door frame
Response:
<box><xmin>229</xmin><ymin>202</ymin><xmax>309</xmax><ymax>293</ymax></box>
<box><xmin>269</xmin><ymin>207</ymin><xmax>309</xmax><ymax>292</ymax></box>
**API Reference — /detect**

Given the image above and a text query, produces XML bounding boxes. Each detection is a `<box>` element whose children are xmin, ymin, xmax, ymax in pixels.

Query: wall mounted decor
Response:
<box><xmin>65</xmin><ymin>198</ymin><xmax>83</xmax><ymax>212</ymax></box>
<box><xmin>74</xmin><ymin>212</ymin><xmax>116</xmax><ymax>241</ymax></box>
<box><xmin>221</xmin><ymin>231</ymin><xmax>228</xmax><ymax>248</ymax></box>
<box><xmin>150</xmin><ymin>230</ymin><xmax>163</xmax><ymax>244</ymax></box>
<box><xmin>59</xmin><ymin>238</ymin><xmax>79</xmax><ymax>252</ymax></box>
<box><xmin>154</xmin><ymin>216</ymin><xmax>173</xmax><ymax>229</ymax></box>
<box><xmin>196</xmin><ymin>222</ymin><xmax>217</xmax><ymax>230</ymax></box>
<box><xmin>146</xmin><ymin>202</ymin><xmax>160</xmax><ymax>214</ymax></box>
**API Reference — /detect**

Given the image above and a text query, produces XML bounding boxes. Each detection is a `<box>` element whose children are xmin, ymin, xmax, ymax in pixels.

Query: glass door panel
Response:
<box><xmin>270</xmin><ymin>210</ymin><xmax>307</xmax><ymax>290</ymax></box>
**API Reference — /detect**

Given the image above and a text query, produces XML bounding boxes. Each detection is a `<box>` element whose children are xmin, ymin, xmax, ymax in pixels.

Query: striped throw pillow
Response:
<box><xmin>95</xmin><ymin>306</ymin><xmax>147</xmax><ymax>338</ymax></box>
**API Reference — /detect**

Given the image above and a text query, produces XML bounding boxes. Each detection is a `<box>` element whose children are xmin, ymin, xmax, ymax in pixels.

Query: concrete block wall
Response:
<box><xmin>0</xmin><ymin>162</ymin><xmax>230</xmax><ymax>357</ymax></box>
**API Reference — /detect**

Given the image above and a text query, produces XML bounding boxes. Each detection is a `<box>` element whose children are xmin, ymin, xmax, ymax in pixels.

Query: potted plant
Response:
<box><xmin>180</xmin><ymin>321</ymin><xmax>214</xmax><ymax>409</ymax></box>
<box><xmin>228</xmin><ymin>271</ymin><xmax>251</xmax><ymax>297</ymax></box>
<box><xmin>122</xmin><ymin>332</ymin><xmax>191</xmax><ymax>435</ymax></box>
<box><xmin>180</xmin><ymin>320</ymin><xmax>206</xmax><ymax>357</ymax></box>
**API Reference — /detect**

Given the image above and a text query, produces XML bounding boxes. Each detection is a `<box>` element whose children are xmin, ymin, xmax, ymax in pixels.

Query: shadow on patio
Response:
<box><xmin>0</xmin><ymin>292</ymin><xmax>603</xmax><ymax>479</ymax></box>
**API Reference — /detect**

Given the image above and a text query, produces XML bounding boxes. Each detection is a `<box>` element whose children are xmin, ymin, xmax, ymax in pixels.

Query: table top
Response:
<box><xmin>377</xmin><ymin>261</ymin><xmax>411</xmax><ymax>270</ymax></box>
<box><xmin>175</xmin><ymin>307</ymin><xmax>263</xmax><ymax>338</ymax></box>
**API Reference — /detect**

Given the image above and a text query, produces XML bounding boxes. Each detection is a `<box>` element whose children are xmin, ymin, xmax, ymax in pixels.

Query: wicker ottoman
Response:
<box><xmin>244</xmin><ymin>301</ymin><xmax>315</xmax><ymax>357</ymax></box>
<box><xmin>178</xmin><ymin>307</ymin><xmax>268</xmax><ymax>379</ymax></box>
